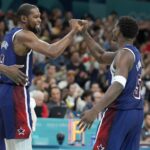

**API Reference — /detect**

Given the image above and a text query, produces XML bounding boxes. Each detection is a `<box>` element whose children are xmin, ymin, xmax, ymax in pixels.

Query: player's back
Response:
<box><xmin>0</xmin><ymin>27</ymin><xmax>32</xmax><ymax>86</ymax></box>
<box><xmin>109</xmin><ymin>44</ymin><xmax>143</xmax><ymax>110</ymax></box>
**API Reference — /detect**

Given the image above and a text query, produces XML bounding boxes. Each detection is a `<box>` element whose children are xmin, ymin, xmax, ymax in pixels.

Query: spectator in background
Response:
<box><xmin>93</xmin><ymin>91</ymin><xmax>104</xmax><ymax>104</ymax></box>
<box><xmin>67</xmin><ymin>51</ymin><xmax>88</xmax><ymax>87</ymax></box>
<box><xmin>58</xmin><ymin>70</ymin><xmax>76</xmax><ymax>90</ymax></box>
<box><xmin>47</xmin><ymin>87</ymin><xmax>66</xmax><ymax>118</ymax></box>
<box><xmin>5</xmin><ymin>10</ymin><xmax>16</xmax><ymax>30</ymax></box>
<box><xmin>144</xmin><ymin>101</ymin><xmax>150</xmax><ymax>114</ymax></box>
<box><xmin>66</xmin><ymin>70</ymin><xmax>76</xmax><ymax>86</ymax></box>
<box><xmin>82</xmin><ymin>90</ymin><xmax>93</xmax><ymax>112</ymax></box>
<box><xmin>65</xmin><ymin>83</ymin><xmax>85</xmax><ymax>117</ymax></box>
<box><xmin>51</xmin><ymin>18</ymin><xmax>63</xmax><ymax>37</ymax></box>
<box><xmin>45</xmin><ymin>64</ymin><xmax>57</xmax><ymax>82</ymax></box>
<box><xmin>141</xmin><ymin>112</ymin><xmax>150</xmax><ymax>145</ymax></box>
<box><xmin>90</xmin><ymin>82</ymin><xmax>101</xmax><ymax>94</ymax></box>
<box><xmin>30</xmin><ymin>90</ymin><xmax>49</xmax><ymax>118</ymax></box>
<box><xmin>0</xmin><ymin>15</ymin><xmax>7</xmax><ymax>43</ymax></box>
<box><xmin>35</xmin><ymin>77</ymin><xmax>48</xmax><ymax>91</ymax></box>
<box><xmin>97</xmin><ymin>64</ymin><xmax>109</xmax><ymax>92</ymax></box>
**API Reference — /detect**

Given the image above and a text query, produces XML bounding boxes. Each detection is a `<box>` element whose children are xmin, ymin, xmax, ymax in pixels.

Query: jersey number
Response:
<box><xmin>133</xmin><ymin>75</ymin><xmax>142</xmax><ymax>99</ymax></box>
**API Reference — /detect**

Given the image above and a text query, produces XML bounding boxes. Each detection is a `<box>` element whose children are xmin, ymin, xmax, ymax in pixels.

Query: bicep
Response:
<box><xmin>100</xmin><ymin>52</ymin><xmax>117</xmax><ymax>64</ymax></box>
<box><xmin>17</xmin><ymin>31</ymin><xmax>54</xmax><ymax>57</ymax></box>
<box><xmin>24</xmin><ymin>36</ymin><xmax>51</xmax><ymax>55</ymax></box>
<box><xmin>26</xmin><ymin>38</ymin><xmax>51</xmax><ymax>55</ymax></box>
<box><xmin>114</xmin><ymin>50</ymin><xmax>134</xmax><ymax>78</ymax></box>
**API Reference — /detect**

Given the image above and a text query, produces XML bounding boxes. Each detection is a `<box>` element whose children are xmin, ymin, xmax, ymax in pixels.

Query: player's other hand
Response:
<box><xmin>77</xmin><ymin>108</ymin><xmax>97</xmax><ymax>131</ymax></box>
<box><xmin>5</xmin><ymin>65</ymin><xmax>28</xmax><ymax>86</ymax></box>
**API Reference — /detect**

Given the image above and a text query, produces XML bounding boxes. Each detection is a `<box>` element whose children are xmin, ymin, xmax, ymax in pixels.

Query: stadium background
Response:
<box><xmin>0</xmin><ymin>0</ymin><xmax>150</xmax><ymax>150</ymax></box>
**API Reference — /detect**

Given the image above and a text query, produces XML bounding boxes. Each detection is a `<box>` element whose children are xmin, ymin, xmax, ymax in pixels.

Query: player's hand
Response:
<box><xmin>69</xmin><ymin>19</ymin><xmax>84</xmax><ymax>32</ymax></box>
<box><xmin>78</xmin><ymin>19</ymin><xmax>89</xmax><ymax>33</ymax></box>
<box><xmin>4</xmin><ymin>65</ymin><xmax>28</xmax><ymax>86</ymax></box>
<box><xmin>77</xmin><ymin>108</ymin><xmax>98</xmax><ymax>131</ymax></box>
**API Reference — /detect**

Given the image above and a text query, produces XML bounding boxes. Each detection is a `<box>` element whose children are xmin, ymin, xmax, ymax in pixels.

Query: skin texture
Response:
<box><xmin>0</xmin><ymin>64</ymin><xmax>28</xmax><ymax>85</ymax></box>
<box><xmin>77</xmin><ymin>19</ymin><xmax>135</xmax><ymax>131</ymax></box>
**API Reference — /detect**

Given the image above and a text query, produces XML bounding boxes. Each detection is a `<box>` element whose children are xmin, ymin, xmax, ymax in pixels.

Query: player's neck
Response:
<box><xmin>17</xmin><ymin>23</ymin><xmax>28</xmax><ymax>30</ymax></box>
<box><xmin>119</xmin><ymin>38</ymin><xmax>133</xmax><ymax>48</ymax></box>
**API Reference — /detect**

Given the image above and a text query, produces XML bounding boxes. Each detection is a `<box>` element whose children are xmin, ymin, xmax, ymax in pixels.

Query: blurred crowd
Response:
<box><xmin>0</xmin><ymin>7</ymin><xmax>150</xmax><ymax>144</ymax></box>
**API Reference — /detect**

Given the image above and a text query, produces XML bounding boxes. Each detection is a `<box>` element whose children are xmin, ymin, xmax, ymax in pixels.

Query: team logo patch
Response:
<box><xmin>17</xmin><ymin>127</ymin><xmax>25</xmax><ymax>135</ymax></box>
<box><xmin>97</xmin><ymin>144</ymin><xmax>105</xmax><ymax>150</ymax></box>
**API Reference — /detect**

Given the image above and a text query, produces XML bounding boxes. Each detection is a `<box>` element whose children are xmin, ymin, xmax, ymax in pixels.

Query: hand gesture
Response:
<box><xmin>79</xmin><ymin>19</ymin><xmax>89</xmax><ymax>32</ymax></box>
<box><xmin>4</xmin><ymin>65</ymin><xmax>28</xmax><ymax>86</ymax></box>
<box><xmin>77</xmin><ymin>108</ymin><xmax>98</xmax><ymax>131</ymax></box>
<box><xmin>69</xmin><ymin>19</ymin><xmax>85</xmax><ymax>32</ymax></box>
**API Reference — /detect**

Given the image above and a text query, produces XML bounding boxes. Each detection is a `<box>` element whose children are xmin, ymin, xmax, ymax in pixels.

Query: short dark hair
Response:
<box><xmin>17</xmin><ymin>3</ymin><xmax>37</xmax><ymax>20</ymax></box>
<box><xmin>118</xmin><ymin>16</ymin><xmax>138</xmax><ymax>39</ymax></box>
<box><xmin>81</xmin><ymin>90</ymin><xmax>92</xmax><ymax>99</ymax></box>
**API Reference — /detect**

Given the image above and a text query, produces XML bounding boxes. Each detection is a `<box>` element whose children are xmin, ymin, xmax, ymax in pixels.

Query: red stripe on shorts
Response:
<box><xmin>13</xmin><ymin>86</ymin><xmax>31</xmax><ymax>139</ymax></box>
<box><xmin>93</xmin><ymin>109</ymin><xmax>116</xmax><ymax>150</ymax></box>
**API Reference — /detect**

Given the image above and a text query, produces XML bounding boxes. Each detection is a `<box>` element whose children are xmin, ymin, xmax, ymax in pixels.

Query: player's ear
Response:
<box><xmin>21</xmin><ymin>15</ymin><xmax>28</xmax><ymax>24</ymax></box>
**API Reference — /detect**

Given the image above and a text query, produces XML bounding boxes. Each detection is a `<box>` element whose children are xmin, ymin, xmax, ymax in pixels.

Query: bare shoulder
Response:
<box><xmin>115</xmin><ymin>48</ymin><xmax>135</xmax><ymax>70</ymax></box>
<box><xmin>118</xmin><ymin>48</ymin><xmax>134</xmax><ymax>61</ymax></box>
<box><xmin>13</xmin><ymin>30</ymin><xmax>40</xmax><ymax>55</ymax></box>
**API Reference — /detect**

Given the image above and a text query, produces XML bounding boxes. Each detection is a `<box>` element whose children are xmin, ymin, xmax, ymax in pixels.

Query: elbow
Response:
<box><xmin>46</xmin><ymin>53</ymin><xmax>57</xmax><ymax>59</ymax></box>
<box><xmin>47</xmin><ymin>46</ymin><xmax>60</xmax><ymax>59</ymax></box>
<box><xmin>49</xmin><ymin>53</ymin><xmax>58</xmax><ymax>59</ymax></box>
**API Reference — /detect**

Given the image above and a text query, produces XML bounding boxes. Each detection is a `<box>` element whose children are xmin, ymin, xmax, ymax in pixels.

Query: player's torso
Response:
<box><xmin>0</xmin><ymin>27</ymin><xmax>33</xmax><ymax>86</ymax></box>
<box><xmin>108</xmin><ymin>44</ymin><xmax>143</xmax><ymax>110</ymax></box>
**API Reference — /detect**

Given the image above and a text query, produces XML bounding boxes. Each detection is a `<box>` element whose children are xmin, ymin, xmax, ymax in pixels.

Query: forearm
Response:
<box><xmin>50</xmin><ymin>29</ymin><xmax>76</xmax><ymax>58</ymax></box>
<box><xmin>83</xmin><ymin>31</ymin><xmax>105</xmax><ymax>62</ymax></box>
<box><xmin>92</xmin><ymin>82</ymin><xmax>123</xmax><ymax>113</ymax></box>
<box><xmin>83</xmin><ymin>31</ymin><xmax>116</xmax><ymax>64</ymax></box>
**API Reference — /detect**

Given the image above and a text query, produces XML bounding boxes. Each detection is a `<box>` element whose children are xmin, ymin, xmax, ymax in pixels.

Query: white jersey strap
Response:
<box><xmin>12</xmin><ymin>29</ymin><xmax>23</xmax><ymax>42</ymax></box>
<box><xmin>123</xmin><ymin>48</ymin><xmax>135</xmax><ymax>62</ymax></box>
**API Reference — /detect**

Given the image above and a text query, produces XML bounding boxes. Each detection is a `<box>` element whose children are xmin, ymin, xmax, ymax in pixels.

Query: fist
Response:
<box><xmin>69</xmin><ymin>19</ymin><xmax>84</xmax><ymax>32</ymax></box>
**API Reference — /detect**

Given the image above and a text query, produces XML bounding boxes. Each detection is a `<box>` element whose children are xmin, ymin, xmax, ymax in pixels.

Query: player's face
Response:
<box><xmin>27</xmin><ymin>8</ymin><xmax>41</xmax><ymax>34</ymax></box>
<box><xmin>112</xmin><ymin>23</ymin><xmax>120</xmax><ymax>42</ymax></box>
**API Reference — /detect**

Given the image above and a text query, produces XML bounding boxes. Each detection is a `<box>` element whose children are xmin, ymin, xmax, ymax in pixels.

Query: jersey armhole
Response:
<box><xmin>123</xmin><ymin>48</ymin><xmax>136</xmax><ymax>62</ymax></box>
<box><xmin>12</xmin><ymin>29</ymin><xmax>23</xmax><ymax>42</ymax></box>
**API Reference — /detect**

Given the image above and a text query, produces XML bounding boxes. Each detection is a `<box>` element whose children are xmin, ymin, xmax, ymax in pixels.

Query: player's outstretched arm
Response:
<box><xmin>83</xmin><ymin>30</ymin><xmax>116</xmax><ymax>64</ymax></box>
<box><xmin>78</xmin><ymin>49</ymin><xmax>134</xmax><ymax>131</ymax></box>
<box><xmin>78</xmin><ymin>19</ymin><xmax>116</xmax><ymax>64</ymax></box>
<box><xmin>15</xmin><ymin>19</ymin><xmax>82</xmax><ymax>58</ymax></box>
<box><xmin>0</xmin><ymin>64</ymin><xmax>28</xmax><ymax>85</ymax></box>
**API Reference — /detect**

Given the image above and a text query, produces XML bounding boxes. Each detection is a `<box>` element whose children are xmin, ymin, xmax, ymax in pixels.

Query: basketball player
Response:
<box><xmin>78</xmin><ymin>16</ymin><xmax>143</xmax><ymax>150</ymax></box>
<box><xmin>0</xmin><ymin>3</ymin><xmax>82</xmax><ymax>150</ymax></box>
